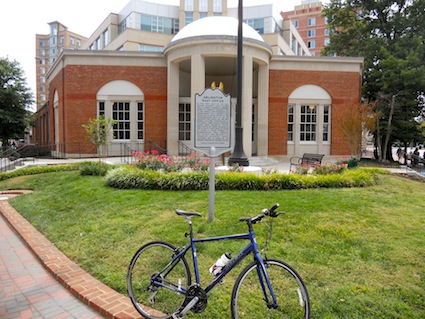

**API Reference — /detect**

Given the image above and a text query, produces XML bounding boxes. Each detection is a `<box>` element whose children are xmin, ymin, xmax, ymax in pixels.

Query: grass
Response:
<box><xmin>1</xmin><ymin>170</ymin><xmax>424</xmax><ymax>318</ymax></box>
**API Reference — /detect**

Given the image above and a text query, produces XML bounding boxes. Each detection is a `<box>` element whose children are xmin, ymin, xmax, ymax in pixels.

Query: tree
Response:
<box><xmin>0</xmin><ymin>57</ymin><xmax>34</xmax><ymax>149</ymax></box>
<box><xmin>337</xmin><ymin>101</ymin><xmax>377</xmax><ymax>157</ymax></box>
<box><xmin>82</xmin><ymin>115</ymin><xmax>116</xmax><ymax>160</ymax></box>
<box><xmin>323</xmin><ymin>0</ymin><xmax>425</xmax><ymax>161</ymax></box>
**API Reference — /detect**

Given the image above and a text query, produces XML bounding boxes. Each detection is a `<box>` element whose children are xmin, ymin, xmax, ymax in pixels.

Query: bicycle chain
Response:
<box><xmin>181</xmin><ymin>284</ymin><xmax>208</xmax><ymax>313</ymax></box>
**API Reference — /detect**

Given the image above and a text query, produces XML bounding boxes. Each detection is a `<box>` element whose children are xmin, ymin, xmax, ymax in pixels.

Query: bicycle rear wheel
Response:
<box><xmin>127</xmin><ymin>241</ymin><xmax>191</xmax><ymax>319</ymax></box>
<box><xmin>231</xmin><ymin>258</ymin><xmax>310</xmax><ymax>319</ymax></box>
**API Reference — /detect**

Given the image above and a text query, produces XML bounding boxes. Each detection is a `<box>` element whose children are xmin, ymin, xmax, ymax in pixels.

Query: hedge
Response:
<box><xmin>105</xmin><ymin>166</ymin><xmax>380</xmax><ymax>191</ymax></box>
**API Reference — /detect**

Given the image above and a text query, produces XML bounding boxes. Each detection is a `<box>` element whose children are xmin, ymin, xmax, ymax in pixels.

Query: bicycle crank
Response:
<box><xmin>179</xmin><ymin>284</ymin><xmax>208</xmax><ymax>315</ymax></box>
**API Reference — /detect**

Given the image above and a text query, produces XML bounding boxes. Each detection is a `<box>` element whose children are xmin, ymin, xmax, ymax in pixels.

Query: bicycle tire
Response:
<box><xmin>231</xmin><ymin>258</ymin><xmax>310</xmax><ymax>319</ymax></box>
<box><xmin>127</xmin><ymin>241</ymin><xmax>191</xmax><ymax>319</ymax></box>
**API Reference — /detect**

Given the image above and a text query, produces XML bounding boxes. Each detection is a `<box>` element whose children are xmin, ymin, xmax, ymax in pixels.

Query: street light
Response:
<box><xmin>228</xmin><ymin>0</ymin><xmax>249</xmax><ymax>166</ymax></box>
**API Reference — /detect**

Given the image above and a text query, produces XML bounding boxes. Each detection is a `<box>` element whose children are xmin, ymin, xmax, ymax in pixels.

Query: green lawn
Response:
<box><xmin>1</xmin><ymin>171</ymin><xmax>424</xmax><ymax>318</ymax></box>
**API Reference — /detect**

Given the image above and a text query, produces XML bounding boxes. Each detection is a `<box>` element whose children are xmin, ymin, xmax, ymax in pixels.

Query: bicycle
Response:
<box><xmin>127</xmin><ymin>203</ymin><xmax>310</xmax><ymax>319</ymax></box>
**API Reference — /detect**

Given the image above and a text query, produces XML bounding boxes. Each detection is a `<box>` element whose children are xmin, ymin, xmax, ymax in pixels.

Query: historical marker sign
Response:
<box><xmin>194</xmin><ymin>88</ymin><xmax>232</xmax><ymax>156</ymax></box>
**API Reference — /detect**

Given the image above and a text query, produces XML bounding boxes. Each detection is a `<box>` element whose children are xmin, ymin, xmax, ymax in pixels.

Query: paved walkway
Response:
<box><xmin>0</xmin><ymin>212</ymin><xmax>104</xmax><ymax>319</ymax></box>
<box><xmin>0</xmin><ymin>193</ymin><xmax>142</xmax><ymax>319</ymax></box>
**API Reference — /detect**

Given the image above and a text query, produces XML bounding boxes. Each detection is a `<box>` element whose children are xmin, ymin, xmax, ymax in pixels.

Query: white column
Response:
<box><xmin>167</xmin><ymin>61</ymin><xmax>180</xmax><ymax>156</ymax></box>
<box><xmin>191</xmin><ymin>54</ymin><xmax>205</xmax><ymax>149</ymax></box>
<box><xmin>242</xmin><ymin>55</ymin><xmax>253</xmax><ymax>157</ymax></box>
<box><xmin>257</xmin><ymin>63</ymin><xmax>269</xmax><ymax>156</ymax></box>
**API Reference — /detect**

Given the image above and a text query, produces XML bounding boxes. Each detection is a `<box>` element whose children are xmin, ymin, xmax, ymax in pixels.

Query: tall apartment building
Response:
<box><xmin>35</xmin><ymin>21</ymin><xmax>87</xmax><ymax>110</ymax></box>
<box><xmin>281</xmin><ymin>0</ymin><xmax>329</xmax><ymax>56</ymax></box>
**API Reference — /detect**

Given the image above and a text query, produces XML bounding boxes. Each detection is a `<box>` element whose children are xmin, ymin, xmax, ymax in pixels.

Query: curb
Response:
<box><xmin>0</xmin><ymin>196</ymin><xmax>142</xmax><ymax>319</ymax></box>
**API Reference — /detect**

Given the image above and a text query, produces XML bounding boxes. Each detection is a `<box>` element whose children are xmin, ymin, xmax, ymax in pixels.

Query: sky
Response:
<box><xmin>0</xmin><ymin>0</ymin><xmax>320</xmax><ymax>109</ymax></box>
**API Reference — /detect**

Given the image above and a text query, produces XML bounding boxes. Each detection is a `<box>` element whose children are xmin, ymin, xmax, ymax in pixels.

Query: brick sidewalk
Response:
<box><xmin>0</xmin><ymin>195</ymin><xmax>142</xmax><ymax>319</ymax></box>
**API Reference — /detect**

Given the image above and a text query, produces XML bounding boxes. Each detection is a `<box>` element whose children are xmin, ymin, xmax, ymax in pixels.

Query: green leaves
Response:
<box><xmin>0</xmin><ymin>57</ymin><xmax>34</xmax><ymax>145</ymax></box>
<box><xmin>104</xmin><ymin>165</ymin><xmax>378</xmax><ymax>191</ymax></box>
<box><xmin>323</xmin><ymin>0</ymin><xmax>425</xmax><ymax>159</ymax></box>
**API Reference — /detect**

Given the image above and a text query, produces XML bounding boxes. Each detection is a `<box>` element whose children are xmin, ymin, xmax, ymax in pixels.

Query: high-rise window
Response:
<box><xmin>307</xmin><ymin>17</ymin><xmax>316</xmax><ymax>26</ymax></box>
<box><xmin>141</xmin><ymin>15</ymin><xmax>179</xmax><ymax>34</ymax></box>
<box><xmin>199</xmin><ymin>0</ymin><xmax>208</xmax><ymax>12</ymax></box>
<box><xmin>213</xmin><ymin>0</ymin><xmax>222</xmax><ymax>12</ymax></box>
<box><xmin>307</xmin><ymin>29</ymin><xmax>316</xmax><ymax>37</ymax></box>
<box><xmin>103</xmin><ymin>29</ymin><xmax>109</xmax><ymax>47</ymax></box>
<box><xmin>139</xmin><ymin>44</ymin><xmax>163</xmax><ymax>52</ymax></box>
<box><xmin>245</xmin><ymin>19</ymin><xmax>264</xmax><ymax>34</ymax></box>
<box><xmin>185</xmin><ymin>0</ymin><xmax>194</xmax><ymax>11</ymax></box>
<box><xmin>185</xmin><ymin>12</ymin><xmax>194</xmax><ymax>26</ymax></box>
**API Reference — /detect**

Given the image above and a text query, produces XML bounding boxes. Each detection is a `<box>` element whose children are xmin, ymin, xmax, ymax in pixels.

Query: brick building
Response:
<box><xmin>36</xmin><ymin>0</ymin><xmax>363</xmax><ymax>158</ymax></box>
<box><xmin>281</xmin><ymin>0</ymin><xmax>328</xmax><ymax>56</ymax></box>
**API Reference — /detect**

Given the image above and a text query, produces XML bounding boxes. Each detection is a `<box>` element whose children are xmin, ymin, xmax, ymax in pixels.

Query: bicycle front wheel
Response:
<box><xmin>127</xmin><ymin>241</ymin><xmax>191</xmax><ymax>319</ymax></box>
<box><xmin>231</xmin><ymin>259</ymin><xmax>310</xmax><ymax>319</ymax></box>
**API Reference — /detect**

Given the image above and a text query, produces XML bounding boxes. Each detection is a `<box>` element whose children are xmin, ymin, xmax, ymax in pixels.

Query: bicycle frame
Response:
<box><xmin>152</xmin><ymin>218</ymin><xmax>279</xmax><ymax>309</ymax></box>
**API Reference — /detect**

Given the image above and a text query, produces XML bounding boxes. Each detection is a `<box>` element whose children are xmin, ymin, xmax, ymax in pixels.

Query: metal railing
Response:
<box><xmin>178</xmin><ymin>141</ymin><xmax>194</xmax><ymax>156</ymax></box>
<box><xmin>119</xmin><ymin>141</ymin><xmax>167</xmax><ymax>165</ymax></box>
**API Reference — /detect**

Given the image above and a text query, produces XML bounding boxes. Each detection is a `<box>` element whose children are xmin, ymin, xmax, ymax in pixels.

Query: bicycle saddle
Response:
<box><xmin>176</xmin><ymin>209</ymin><xmax>202</xmax><ymax>217</ymax></box>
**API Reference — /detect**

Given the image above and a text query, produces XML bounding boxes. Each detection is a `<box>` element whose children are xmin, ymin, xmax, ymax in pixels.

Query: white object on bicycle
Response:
<box><xmin>209</xmin><ymin>252</ymin><xmax>232</xmax><ymax>276</ymax></box>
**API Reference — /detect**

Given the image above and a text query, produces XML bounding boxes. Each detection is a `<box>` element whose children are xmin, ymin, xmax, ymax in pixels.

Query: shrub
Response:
<box><xmin>132</xmin><ymin>151</ymin><xmax>210</xmax><ymax>172</ymax></box>
<box><xmin>104</xmin><ymin>166</ymin><xmax>379</xmax><ymax>191</ymax></box>
<box><xmin>158</xmin><ymin>172</ymin><xmax>209</xmax><ymax>190</ymax></box>
<box><xmin>337</xmin><ymin>156</ymin><xmax>360</xmax><ymax>168</ymax></box>
<box><xmin>80</xmin><ymin>161</ymin><xmax>114</xmax><ymax>176</ymax></box>
<box><xmin>216</xmin><ymin>172</ymin><xmax>264</xmax><ymax>190</ymax></box>
<box><xmin>313</xmin><ymin>163</ymin><xmax>347</xmax><ymax>175</ymax></box>
<box><xmin>0</xmin><ymin>163</ymin><xmax>81</xmax><ymax>182</ymax></box>
<box><xmin>294</xmin><ymin>163</ymin><xmax>311</xmax><ymax>175</ymax></box>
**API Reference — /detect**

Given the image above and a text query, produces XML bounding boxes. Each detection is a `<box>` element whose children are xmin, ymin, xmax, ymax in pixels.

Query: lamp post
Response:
<box><xmin>228</xmin><ymin>0</ymin><xmax>249</xmax><ymax>166</ymax></box>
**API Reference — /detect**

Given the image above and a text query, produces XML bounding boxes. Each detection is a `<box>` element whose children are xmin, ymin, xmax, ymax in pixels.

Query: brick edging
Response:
<box><xmin>0</xmin><ymin>200</ymin><xmax>142</xmax><ymax>319</ymax></box>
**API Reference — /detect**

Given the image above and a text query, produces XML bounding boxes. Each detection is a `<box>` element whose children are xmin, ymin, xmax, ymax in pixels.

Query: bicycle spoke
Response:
<box><xmin>231</xmin><ymin>259</ymin><xmax>310</xmax><ymax>319</ymax></box>
<box><xmin>128</xmin><ymin>241</ymin><xmax>191</xmax><ymax>319</ymax></box>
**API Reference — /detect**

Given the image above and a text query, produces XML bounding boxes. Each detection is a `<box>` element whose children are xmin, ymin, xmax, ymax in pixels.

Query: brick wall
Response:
<box><xmin>49</xmin><ymin>65</ymin><xmax>167</xmax><ymax>153</ymax></box>
<box><xmin>268</xmin><ymin>69</ymin><xmax>362</xmax><ymax>155</ymax></box>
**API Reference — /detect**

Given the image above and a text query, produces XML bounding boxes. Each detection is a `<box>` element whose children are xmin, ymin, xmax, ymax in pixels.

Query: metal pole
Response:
<box><xmin>208</xmin><ymin>147</ymin><xmax>216</xmax><ymax>221</ymax></box>
<box><xmin>228</xmin><ymin>0</ymin><xmax>249</xmax><ymax>167</ymax></box>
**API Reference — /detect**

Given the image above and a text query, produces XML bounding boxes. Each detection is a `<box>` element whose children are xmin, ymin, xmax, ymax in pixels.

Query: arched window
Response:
<box><xmin>288</xmin><ymin>84</ymin><xmax>332</xmax><ymax>155</ymax></box>
<box><xmin>53</xmin><ymin>90</ymin><xmax>59</xmax><ymax>144</ymax></box>
<box><xmin>97</xmin><ymin>80</ymin><xmax>144</xmax><ymax>142</ymax></box>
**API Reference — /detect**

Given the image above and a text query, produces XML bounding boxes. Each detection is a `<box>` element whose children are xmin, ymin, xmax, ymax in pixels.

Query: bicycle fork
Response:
<box><xmin>256</xmin><ymin>260</ymin><xmax>279</xmax><ymax>309</ymax></box>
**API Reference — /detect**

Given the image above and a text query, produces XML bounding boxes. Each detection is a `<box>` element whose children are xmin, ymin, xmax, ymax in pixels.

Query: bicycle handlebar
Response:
<box><xmin>239</xmin><ymin>203</ymin><xmax>283</xmax><ymax>224</ymax></box>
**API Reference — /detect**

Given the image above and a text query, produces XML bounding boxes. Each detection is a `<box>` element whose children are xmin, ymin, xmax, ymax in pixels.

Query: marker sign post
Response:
<box><xmin>194</xmin><ymin>88</ymin><xmax>232</xmax><ymax>220</ymax></box>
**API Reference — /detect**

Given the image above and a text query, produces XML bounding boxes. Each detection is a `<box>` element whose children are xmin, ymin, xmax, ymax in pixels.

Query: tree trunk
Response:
<box><xmin>382</xmin><ymin>95</ymin><xmax>396</xmax><ymax>162</ymax></box>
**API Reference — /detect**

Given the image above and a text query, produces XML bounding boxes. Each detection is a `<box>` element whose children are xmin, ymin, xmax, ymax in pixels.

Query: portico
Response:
<box><xmin>164</xmin><ymin>16</ymin><xmax>272</xmax><ymax>157</ymax></box>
